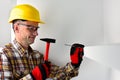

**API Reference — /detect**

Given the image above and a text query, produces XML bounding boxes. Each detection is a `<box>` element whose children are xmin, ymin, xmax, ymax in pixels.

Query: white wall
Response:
<box><xmin>8</xmin><ymin>0</ymin><xmax>120</xmax><ymax>80</ymax></box>
<box><xmin>85</xmin><ymin>45</ymin><xmax>120</xmax><ymax>80</ymax></box>
<box><xmin>103</xmin><ymin>0</ymin><xmax>120</xmax><ymax>44</ymax></box>
<box><xmin>0</xmin><ymin>0</ymin><xmax>16</xmax><ymax>46</ymax></box>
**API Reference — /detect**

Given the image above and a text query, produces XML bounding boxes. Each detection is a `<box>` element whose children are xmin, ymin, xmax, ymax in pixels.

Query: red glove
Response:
<box><xmin>70</xmin><ymin>43</ymin><xmax>84</xmax><ymax>68</ymax></box>
<box><xmin>31</xmin><ymin>61</ymin><xmax>51</xmax><ymax>80</ymax></box>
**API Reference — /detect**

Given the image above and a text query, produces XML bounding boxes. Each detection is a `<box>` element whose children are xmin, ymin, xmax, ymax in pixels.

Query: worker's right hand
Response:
<box><xmin>70</xmin><ymin>43</ymin><xmax>84</xmax><ymax>68</ymax></box>
<box><xmin>30</xmin><ymin>61</ymin><xmax>51</xmax><ymax>80</ymax></box>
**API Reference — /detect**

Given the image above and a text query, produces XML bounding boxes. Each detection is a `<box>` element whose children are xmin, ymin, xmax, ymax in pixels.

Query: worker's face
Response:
<box><xmin>14</xmin><ymin>20</ymin><xmax>39</xmax><ymax>45</ymax></box>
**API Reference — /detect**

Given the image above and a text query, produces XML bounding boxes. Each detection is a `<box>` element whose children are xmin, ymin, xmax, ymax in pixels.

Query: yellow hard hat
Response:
<box><xmin>8</xmin><ymin>4</ymin><xmax>45</xmax><ymax>23</ymax></box>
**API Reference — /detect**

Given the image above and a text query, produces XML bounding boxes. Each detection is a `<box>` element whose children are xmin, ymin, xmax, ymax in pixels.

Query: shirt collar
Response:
<box><xmin>12</xmin><ymin>39</ymin><xmax>33</xmax><ymax>57</ymax></box>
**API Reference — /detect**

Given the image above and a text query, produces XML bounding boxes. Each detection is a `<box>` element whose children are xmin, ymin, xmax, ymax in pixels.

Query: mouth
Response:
<box><xmin>29</xmin><ymin>36</ymin><xmax>36</xmax><ymax>41</ymax></box>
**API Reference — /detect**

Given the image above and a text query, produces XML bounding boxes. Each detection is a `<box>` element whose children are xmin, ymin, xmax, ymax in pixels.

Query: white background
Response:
<box><xmin>1</xmin><ymin>0</ymin><xmax>120</xmax><ymax>80</ymax></box>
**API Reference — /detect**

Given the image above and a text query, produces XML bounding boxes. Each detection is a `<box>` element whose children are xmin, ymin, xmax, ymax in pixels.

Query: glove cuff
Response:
<box><xmin>31</xmin><ymin>66</ymin><xmax>42</xmax><ymax>80</ymax></box>
<box><xmin>38</xmin><ymin>63</ymin><xmax>50</xmax><ymax>79</ymax></box>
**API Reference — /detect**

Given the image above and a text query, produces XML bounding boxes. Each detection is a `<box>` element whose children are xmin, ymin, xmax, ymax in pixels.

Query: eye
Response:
<box><xmin>27</xmin><ymin>26</ymin><xmax>39</xmax><ymax>32</ymax></box>
<box><xmin>28</xmin><ymin>27</ymin><xmax>33</xmax><ymax>31</ymax></box>
<box><xmin>18</xmin><ymin>23</ymin><xmax>39</xmax><ymax>32</ymax></box>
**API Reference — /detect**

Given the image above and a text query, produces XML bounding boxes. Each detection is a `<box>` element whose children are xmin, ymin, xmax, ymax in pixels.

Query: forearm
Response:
<box><xmin>49</xmin><ymin>63</ymin><xmax>79</xmax><ymax>80</ymax></box>
<box><xmin>19</xmin><ymin>74</ymin><xmax>33</xmax><ymax>80</ymax></box>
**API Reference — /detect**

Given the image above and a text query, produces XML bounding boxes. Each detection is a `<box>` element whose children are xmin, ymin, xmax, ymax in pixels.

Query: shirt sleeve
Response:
<box><xmin>0</xmin><ymin>52</ymin><xmax>13</xmax><ymax>80</ymax></box>
<box><xmin>49</xmin><ymin>63</ymin><xmax>79</xmax><ymax>80</ymax></box>
<box><xmin>19</xmin><ymin>62</ymin><xmax>79</xmax><ymax>80</ymax></box>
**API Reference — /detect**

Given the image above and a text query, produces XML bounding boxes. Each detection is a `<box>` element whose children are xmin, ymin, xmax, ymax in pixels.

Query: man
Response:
<box><xmin>0</xmin><ymin>4</ymin><xmax>84</xmax><ymax>80</ymax></box>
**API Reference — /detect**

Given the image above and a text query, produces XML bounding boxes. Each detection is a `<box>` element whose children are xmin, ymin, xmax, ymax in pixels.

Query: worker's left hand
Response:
<box><xmin>70</xmin><ymin>43</ymin><xmax>84</xmax><ymax>68</ymax></box>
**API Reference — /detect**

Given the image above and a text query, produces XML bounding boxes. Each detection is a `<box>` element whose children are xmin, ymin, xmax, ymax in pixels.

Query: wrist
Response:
<box><xmin>71</xmin><ymin>62</ymin><xmax>80</xmax><ymax>69</ymax></box>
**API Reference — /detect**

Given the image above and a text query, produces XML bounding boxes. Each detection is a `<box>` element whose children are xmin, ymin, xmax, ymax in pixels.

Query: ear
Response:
<box><xmin>13</xmin><ymin>23</ymin><xmax>19</xmax><ymax>33</ymax></box>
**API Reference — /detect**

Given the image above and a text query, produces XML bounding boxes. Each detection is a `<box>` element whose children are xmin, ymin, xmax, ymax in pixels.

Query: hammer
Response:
<box><xmin>40</xmin><ymin>38</ymin><xmax>56</xmax><ymax>61</ymax></box>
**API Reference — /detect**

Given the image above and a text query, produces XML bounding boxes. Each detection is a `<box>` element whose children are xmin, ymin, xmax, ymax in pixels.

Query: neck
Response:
<box><xmin>15</xmin><ymin>38</ymin><xmax>29</xmax><ymax>50</ymax></box>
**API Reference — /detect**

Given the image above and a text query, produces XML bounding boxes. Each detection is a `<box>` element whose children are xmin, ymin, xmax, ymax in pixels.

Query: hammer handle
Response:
<box><xmin>44</xmin><ymin>42</ymin><xmax>50</xmax><ymax>61</ymax></box>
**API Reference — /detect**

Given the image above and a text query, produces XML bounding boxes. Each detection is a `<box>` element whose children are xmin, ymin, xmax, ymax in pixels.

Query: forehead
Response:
<box><xmin>14</xmin><ymin>20</ymin><xmax>39</xmax><ymax>25</ymax></box>
<box><xmin>20</xmin><ymin>20</ymin><xmax>39</xmax><ymax>25</ymax></box>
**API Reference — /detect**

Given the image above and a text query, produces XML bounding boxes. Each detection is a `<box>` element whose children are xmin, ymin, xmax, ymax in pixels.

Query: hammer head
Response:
<box><xmin>40</xmin><ymin>38</ymin><xmax>56</xmax><ymax>43</ymax></box>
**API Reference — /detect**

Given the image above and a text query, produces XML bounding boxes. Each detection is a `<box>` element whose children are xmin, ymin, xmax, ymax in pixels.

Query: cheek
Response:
<box><xmin>20</xmin><ymin>28</ymin><xmax>29</xmax><ymax>35</ymax></box>
<box><xmin>19</xmin><ymin>29</ymin><xmax>29</xmax><ymax>37</ymax></box>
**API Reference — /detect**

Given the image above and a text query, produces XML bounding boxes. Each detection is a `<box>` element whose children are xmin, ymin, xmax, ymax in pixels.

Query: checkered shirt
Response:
<box><xmin>0</xmin><ymin>40</ymin><xmax>79</xmax><ymax>80</ymax></box>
